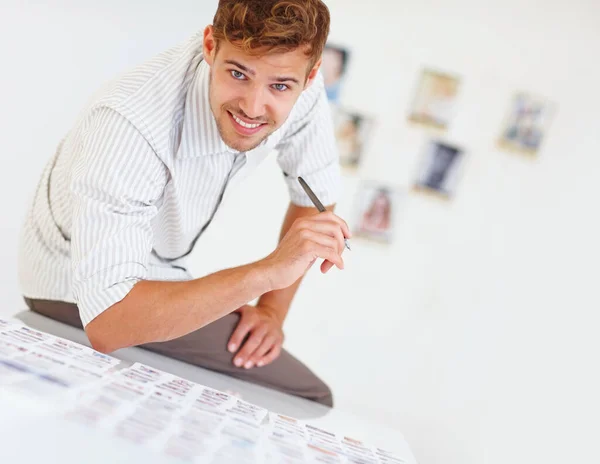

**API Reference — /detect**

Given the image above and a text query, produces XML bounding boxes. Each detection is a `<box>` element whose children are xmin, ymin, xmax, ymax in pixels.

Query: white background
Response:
<box><xmin>1</xmin><ymin>1</ymin><xmax>599</xmax><ymax>463</ymax></box>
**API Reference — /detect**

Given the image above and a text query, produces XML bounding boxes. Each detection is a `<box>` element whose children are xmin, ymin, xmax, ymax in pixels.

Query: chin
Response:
<box><xmin>220</xmin><ymin>132</ymin><xmax>259</xmax><ymax>152</ymax></box>
<box><xmin>223</xmin><ymin>125</ymin><xmax>274</xmax><ymax>153</ymax></box>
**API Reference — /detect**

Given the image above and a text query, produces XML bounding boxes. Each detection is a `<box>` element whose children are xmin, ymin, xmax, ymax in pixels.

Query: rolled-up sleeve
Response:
<box><xmin>70</xmin><ymin>107</ymin><xmax>168</xmax><ymax>326</ymax></box>
<box><xmin>275</xmin><ymin>73</ymin><xmax>342</xmax><ymax>207</ymax></box>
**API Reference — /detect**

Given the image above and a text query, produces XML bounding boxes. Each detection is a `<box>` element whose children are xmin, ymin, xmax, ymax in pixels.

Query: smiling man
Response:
<box><xmin>17</xmin><ymin>0</ymin><xmax>349</xmax><ymax>407</ymax></box>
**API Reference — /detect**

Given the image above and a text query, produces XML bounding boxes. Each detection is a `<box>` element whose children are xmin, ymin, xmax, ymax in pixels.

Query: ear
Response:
<box><xmin>203</xmin><ymin>25</ymin><xmax>217</xmax><ymax>66</ymax></box>
<box><xmin>304</xmin><ymin>58</ymin><xmax>322</xmax><ymax>90</ymax></box>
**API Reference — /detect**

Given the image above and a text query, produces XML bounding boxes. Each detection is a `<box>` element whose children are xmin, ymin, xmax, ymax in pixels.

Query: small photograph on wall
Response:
<box><xmin>413</xmin><ymin>140</ymin><xmax>465</xmax><ymax>199</ymax></box>
<box><xmin>498</xmin><ymin>92</ymin><xmax>555</xmax><ymax>156</ymax></box>
<box><xmin>321</xmin><ymin>44</ymin><xmax>350</xmax><ymax>103</ymax></box>
<box><xmin>332</xmin><ymin>106</ymin><xmax>374</xmax><ymax>171</ymax></box>
<box><xmin>408</xmin><ymin>68</ymin><xmax>461</xmax><ymax>130</ymax></box>
<box><xmin>353</xmin><ymin>182</ymin><xmax>401</xmax><ymax>244</ymax></box>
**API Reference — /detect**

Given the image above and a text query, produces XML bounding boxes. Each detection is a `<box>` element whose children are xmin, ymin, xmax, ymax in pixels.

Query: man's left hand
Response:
<box><xmin>228</xmin><ymin>304</ymin><xmax>284</xmax><ymax>369</ymax></box>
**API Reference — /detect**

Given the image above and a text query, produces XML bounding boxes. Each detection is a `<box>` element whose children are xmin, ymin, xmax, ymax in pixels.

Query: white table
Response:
<box><xmin>0</xmin><ymin>310</ymin><xmax>417</xmax><ymax>463</ymax></box>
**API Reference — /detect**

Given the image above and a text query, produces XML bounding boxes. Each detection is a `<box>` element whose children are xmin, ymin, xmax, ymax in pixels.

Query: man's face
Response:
<box><xmin>203</xmin><ymin>26</ymin><xmax>320</xmax><ymax>152</ymax></box>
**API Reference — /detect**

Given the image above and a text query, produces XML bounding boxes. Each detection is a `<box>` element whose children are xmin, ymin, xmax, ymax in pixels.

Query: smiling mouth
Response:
<box><xmin>227</xmin><ymin>111</ymin><xmax>267</xmax><ymax>136</ymax></box>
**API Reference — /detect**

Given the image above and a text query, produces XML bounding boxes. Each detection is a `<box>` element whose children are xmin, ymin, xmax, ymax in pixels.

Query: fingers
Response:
<box><xmin>257</xmin><ymin>343</ymin><xmax>282</xmax><ymax>367</ymax></box>
<box><xmin>321</xmin><ymin>260</ymin><xmax>334</xmax><ymax>273</ymax></box>
<box><xmin>307</xmin><ymin>211</ymin><xmax>352</xmax><ymax>239</ymax></box>
<box><xmin>300</xmin><ymin>220</ymin><xmax>346</xmax><ymax>255</ymax></box>
<box><xmin>297</xmin><ymin>229</ymin><xmax>344</xmax><ymax>269</ymax></box>
<box><xmin>311</xmin><ymin>242</ymin><xmax>344</xmax><ymax>270</ymax></box>
<box><xmin>228</xmin><ymin>309</ymin><xmax>255</xmax><ymax>355</ymax></box>
<box><xmin>300</xmin><ymin>229</ymin><xmax>339</xmax><ymax>253</ymax></box>
<box><xmin>248</xmin><ymin>335</ymin><xmax>279</xmax><ymax>367</ymax></box>
<box><xmin>233</xmin><ymin>327</ymin><xmax>267</xmax><ymax>369</ymax></box>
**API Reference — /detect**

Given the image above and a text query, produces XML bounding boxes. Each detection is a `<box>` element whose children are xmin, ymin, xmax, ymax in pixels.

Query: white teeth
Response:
<box><xmin>232</xmin><ymin>113</ymin><xmax>262</xmax><ymax>129</ymax></box>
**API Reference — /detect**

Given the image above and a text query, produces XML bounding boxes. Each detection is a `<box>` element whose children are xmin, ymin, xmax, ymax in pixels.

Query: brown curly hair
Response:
<box><xmin>212</xmin><ymin>0</ymin><xmax>331</xmax><ymax>71</ymax></box>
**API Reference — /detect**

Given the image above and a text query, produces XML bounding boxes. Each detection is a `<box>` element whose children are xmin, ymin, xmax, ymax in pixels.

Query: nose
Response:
<box><xmin>239</xmin><ymin>86</ymin><xmax>266</xmax><ymax>120</ymax></box>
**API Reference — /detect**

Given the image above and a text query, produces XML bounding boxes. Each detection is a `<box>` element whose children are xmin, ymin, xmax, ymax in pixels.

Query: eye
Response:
<box><xmin>272</xmin><ymin>83</ymin><xmax>289</xmax><ymax>92</ymax></box>
<box><xmin>230</xmin><ymin>70</ymin><xmax>246</xmax><ymax>80</ymax></box>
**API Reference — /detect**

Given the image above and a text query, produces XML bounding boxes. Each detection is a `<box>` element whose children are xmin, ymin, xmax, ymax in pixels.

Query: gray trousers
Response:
<box><xmin>23</xmin><ymin>297</ymin><xmax>333</xmax><ymax>407</ymax></box>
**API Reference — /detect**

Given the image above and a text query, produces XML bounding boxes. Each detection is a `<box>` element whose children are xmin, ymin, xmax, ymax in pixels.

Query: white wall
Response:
<box><xmin>1</xmin><ymin>1</ymin><xmax>599</xmax><ymax>464</ymax></box>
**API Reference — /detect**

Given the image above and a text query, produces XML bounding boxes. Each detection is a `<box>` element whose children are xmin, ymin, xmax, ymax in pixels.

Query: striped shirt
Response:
<box><xmin>18</xmin><ymin>31</ymin><xmax>341</xmax><ymax>326</ymax></box>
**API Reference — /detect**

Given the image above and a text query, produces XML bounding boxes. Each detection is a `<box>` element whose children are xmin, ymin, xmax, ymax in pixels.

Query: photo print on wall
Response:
<box><xmin>352</xmin><ymin>181</ymin><xmax>403</xmax><ymax>244</ymax></box>
<box><xmin>413</xmin><ymin>140</ymin><xmax>466</xmax><ymax>199</ymax></box>
<box><xmin>497</xmin><ymin>92</ymin><xmax>555</xmax><ymax>157</ymax></box>
<box><xmin>321</xmin><ymin>43</ymin><xmax>351</xmax><ymax>104</ymax></box>
<box><xmin>408</xmin><ymin>68</ymin><xmax>461</xmax><ymax>130</ymax></box>
<box><xmin>332</xmin><ymin>106</ymin><xmax>374</xmax><ymax>172</ymax></box>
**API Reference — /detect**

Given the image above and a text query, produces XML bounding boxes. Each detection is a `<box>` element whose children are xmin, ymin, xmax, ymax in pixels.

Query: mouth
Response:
<box><xmin>227</xmin><ymin>111</ymin><xmax>267</xmax><ymax>136</ymax></box>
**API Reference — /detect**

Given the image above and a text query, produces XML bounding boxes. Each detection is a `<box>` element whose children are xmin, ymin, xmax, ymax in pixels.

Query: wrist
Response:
<box><xmin>251</xmin><ymin>258</ymin><xmax>277</xmax><ymax>294</ymax></box>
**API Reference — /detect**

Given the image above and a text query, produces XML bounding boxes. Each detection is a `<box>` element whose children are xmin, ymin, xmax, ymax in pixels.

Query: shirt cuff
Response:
<box><xmin>74</xmin><ymin>262</ymin><xmax>146</xmax><ymax>327</ymax></box>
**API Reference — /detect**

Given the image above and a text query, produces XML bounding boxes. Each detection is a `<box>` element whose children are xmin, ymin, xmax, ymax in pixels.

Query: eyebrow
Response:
<box><xmin>225</xmin><ymin>59</ymin><xmax>301</xmax><ymax>86</ymax></box>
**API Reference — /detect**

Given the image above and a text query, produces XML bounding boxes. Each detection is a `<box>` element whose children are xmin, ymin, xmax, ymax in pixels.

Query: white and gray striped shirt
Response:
<box><xmin>18</xmin><ymin>31</ymin><xmax>341</xmax><ymax>326</ymax></box>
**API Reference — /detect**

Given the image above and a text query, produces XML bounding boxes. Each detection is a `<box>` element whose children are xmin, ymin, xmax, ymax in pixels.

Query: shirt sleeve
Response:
<box><xmin>70</xmin><ymin>107</ymin><xmax>168</xmax><ymax>326</ymax></box>
<box><xmin>275</xmin><ymin>72</ymin><xmax>342</xmax><ymax>207</ymax></box>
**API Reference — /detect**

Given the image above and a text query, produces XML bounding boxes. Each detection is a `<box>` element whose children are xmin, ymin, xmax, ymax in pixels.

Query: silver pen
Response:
<box><xmin>297</xmin><ymin>176</ymin><xmax>351</xmax><ymax>251</ymax></box>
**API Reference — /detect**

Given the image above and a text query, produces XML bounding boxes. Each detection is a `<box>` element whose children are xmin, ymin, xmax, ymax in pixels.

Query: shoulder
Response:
<box><xmin>274</xmin><ymin>69</ymin><xmax>334</xmax><ymax>145</ymax></box>
<box><xmin>287</xmin><ymin>70</ymin><xmax>328</xmax><ymax>124</ymax></box>
<box><xmin>74</xmin><ymin>32</ymin><xmax>205</xmax><ymax>156</ymax></box>
<box><xmin>93</xmin><ymin>31</ymin><xmax>204</xmax><ymax>110</ymax></box>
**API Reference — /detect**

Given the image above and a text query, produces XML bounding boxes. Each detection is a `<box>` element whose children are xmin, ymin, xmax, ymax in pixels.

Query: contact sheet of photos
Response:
<box><xmin>320</xmin><ymin>43</ymin><xmax>556</xmax><ymax>245</ymax></box>
<box><xmin>0</xmin><ymin>318</ymin><xmax>408</xmax><ymax>464</ymax></box>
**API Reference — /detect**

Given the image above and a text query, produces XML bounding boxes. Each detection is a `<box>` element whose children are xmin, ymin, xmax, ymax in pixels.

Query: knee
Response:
<box><xmin>313</xmin><ymin>381</ymin><xmax>334</xmax><ymax>408</ymax></box>
<box><xmin>266</xmin><ymin>352</ymin><xmax>335</xmax><ymax>408</ymax></box>
<box><xmin>296</xmin><ymin>373</ymin><xmax>333</xmax><ymax>407</ymax></box>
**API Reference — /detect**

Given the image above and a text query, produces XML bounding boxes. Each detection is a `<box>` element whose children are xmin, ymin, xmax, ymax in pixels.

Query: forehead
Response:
<box><xmin>216</xmin><ymin>41</ymin><xmax>311</xmax><ymax>77</ymax></box>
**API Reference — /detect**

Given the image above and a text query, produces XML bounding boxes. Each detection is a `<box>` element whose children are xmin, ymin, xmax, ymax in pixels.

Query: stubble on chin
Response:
<box><xmin>216</xmin><ymin>112</ymin><xmax>275</xmax><ymax>152</ymax></box>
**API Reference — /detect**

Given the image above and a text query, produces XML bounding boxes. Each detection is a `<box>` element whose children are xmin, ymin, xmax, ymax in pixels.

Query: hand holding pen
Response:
<box><xmin>297</xmin><ymin>176</ymin><xmax>352</xmax><ymax>275</ymax></box>
<box><xmin>259</xmin><ymin>177</ymin><xmax>351</xmax><ymax>289</ymax></box>
<box><xmin>298</xmin><ymin>176</ymin><xmax>351</xmax><ymax>252</ymax></box>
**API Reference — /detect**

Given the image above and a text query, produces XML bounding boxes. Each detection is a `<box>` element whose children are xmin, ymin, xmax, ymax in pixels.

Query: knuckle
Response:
<box><xmin>298</xmin><ymin>228</ymin><xmax>311</xmax><ymax>240</ymax></box>
<box><xmin>296</xmin><ymin>217</ymin><xmax>310</xmax><ymax>228</ymax></box>
<box><xmin>256</xmin><ymin>327</ymin><xmax>268</xmax><ymax>338</ymax></box>
<box><xmin>257</xmin><ymin>348</ymin><xmax>268</xmax><ymax>359</ymax></box>
<box><xmin>232</xmin><ymin>328</ymin><xmax>246</xmax><ymax>339</ymax></box>
<box><xmin>240</xmin><ymin>348</ymin><xmax>254</xmax><ymax>359</ymax></box>
<box><xmin>247</xmin><ymin>337</ymin><xmax>260</xmax><ymax>349</ymax></box>
<box><xmin>300</xmin><ymin>241</ymin><xmax>313</xmax><ymax>254</ymax></box>
<box><xmin>237</xmin><ymin>323</ymin><xmax>251</xmax><ymax>334</ymax></box>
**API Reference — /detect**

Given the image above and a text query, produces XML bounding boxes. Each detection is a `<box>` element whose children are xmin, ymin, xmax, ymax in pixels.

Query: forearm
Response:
<box><xmin>86</xmin><ymin>261</ymin><xmax>272</xmax><ymax>353</ymax></box>
<box><xmin>258</xmin><ymin>202</ymin><xmax>334</xmax><ymax>322</ymax></box>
